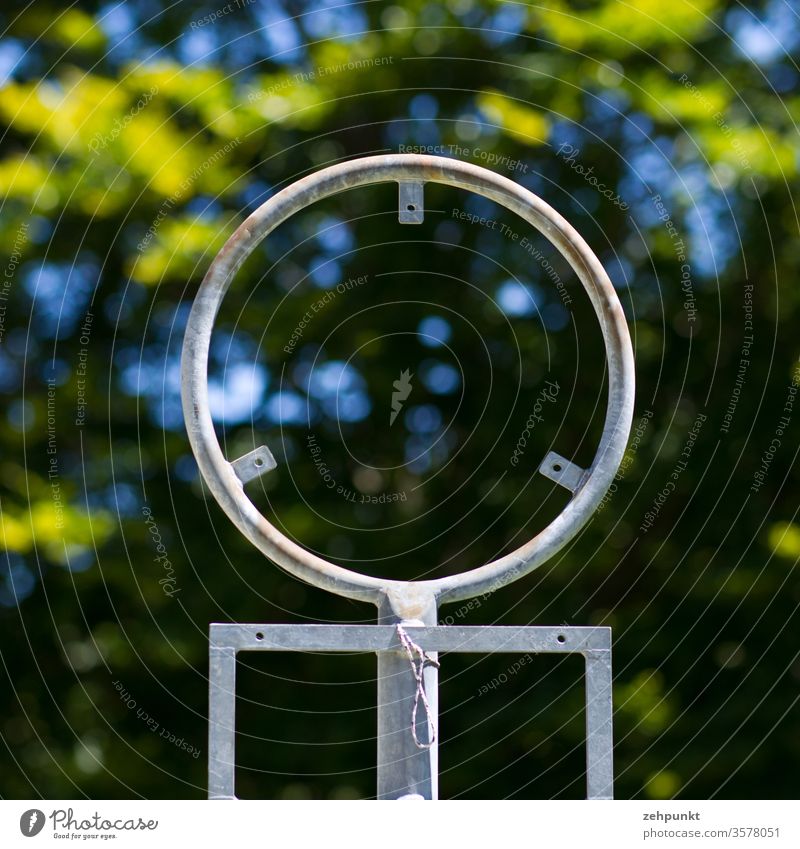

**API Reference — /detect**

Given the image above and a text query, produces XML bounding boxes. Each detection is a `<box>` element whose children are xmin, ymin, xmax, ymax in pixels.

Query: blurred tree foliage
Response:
<box><xmin>0</xmin><ymin>0</ymin><xmax>798</xmax><ymax>799</ymax></box>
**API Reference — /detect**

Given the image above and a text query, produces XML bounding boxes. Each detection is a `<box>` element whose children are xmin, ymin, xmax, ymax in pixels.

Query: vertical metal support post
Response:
<box><xmin>584</xmin><ymin>647</ymin><xmax>614</xmax><ymax>800</ymax></box>
<box><xmin>376</xmin><ymin>595</ymin><xmax>438</xmax><ymax>799</ymax></box>
<box><xmin>208</xmin><ymin>643</ymin><xmax>237</xmax><ymax>799</ymax></box>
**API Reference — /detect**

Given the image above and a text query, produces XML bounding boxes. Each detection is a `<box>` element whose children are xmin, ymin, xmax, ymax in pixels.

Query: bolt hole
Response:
<box><xmin>553</xmin><ymin>463</ymin><xmax>562</xmax><ymax>472</ymax></box>
<box><xmin>254</xmin><ymin>456</ymin><xmax>263</xmax><ymax>466</ymax></box>
<box><xmin>255</xmin><ymin>632</ymin><xmax>264</xmax><ymax>640</ymax></box>
<box><xmin>407</xmin><ymin>204</ymin><xmax>416</xmax><ymax>211</ymax></box>
<box><xmin>557</xmin><ymin>634</ymin><xmax>566</xmax><ymax>644</ymax></box>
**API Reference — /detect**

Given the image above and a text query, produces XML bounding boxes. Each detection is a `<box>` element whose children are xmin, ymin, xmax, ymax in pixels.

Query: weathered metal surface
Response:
<box><xmin>207</xmin><ymin>623</ymin><xmax>613</xmax><ymax>800</ymax></box>
<box><xmin>230</xmin><ymin>445</ymin><xmax>276</xmax><ymax>484</ymax></box>
<box><xmin>539</xmin><ymin>451</ymin><xmax>587</xmax><ymax>493</ymax></box>
<box><xmin>186</xmin><ymin>155</ymin><xmax>632</xmax><ymax>802</ymax></box>
<box><xmin>181</xmin><ymin>154</ymin><xmax>636</xmax><ymax>609</ymax></box>
<box><xmin>208</xmin><ymin>645</ymin><xmax>236</xmax><ymax>800</ymax></box>
<box><xmin>398</xmin><ymin>181</ymin><xmax>424</xmax><ymax>223</ymax></box>
<box><xmin>376</xmin><ymin>595</ymin><xmax>438</xmax><ymax>800</ymax></box>
<box><xmin>585</xmin><ymin>650</ymin><xmax>614</xmax><ymax>800</ymax></box>
<box><xmin>209</xmin><ymin>623</ymin><xmax>611</xmax><ymax>654</ymax></box>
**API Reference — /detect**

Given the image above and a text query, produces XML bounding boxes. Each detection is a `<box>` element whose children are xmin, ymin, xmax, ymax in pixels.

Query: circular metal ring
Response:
<box><xmin>181</xmin><ymin>154</ymin><xmax>635</xmax><ymax>607</ymax></box>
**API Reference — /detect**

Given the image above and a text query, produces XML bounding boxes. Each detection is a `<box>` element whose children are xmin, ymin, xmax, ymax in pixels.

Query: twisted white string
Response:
<box><xmin>396</xmin><ymin>624</ymin><xmax>440</xmax><ymax>750</ymax></box>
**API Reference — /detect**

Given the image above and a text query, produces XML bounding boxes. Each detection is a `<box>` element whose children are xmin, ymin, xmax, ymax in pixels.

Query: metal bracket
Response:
<box><xmin>539</xmin><ymin>451</ymin><xmax>587</xmax><ymax>493</ymax></box>
<box><xmin>398</xmin><ymin>182</ymin><xmax>424</xmax><ymax>223</ymax></box>
<box><xmin>208</xmin><ymin>623</ymin><xmax>613</xmax><ymax>801</ymax></box>
<box><xmin>230</xmin><ymin>445</ymin><xmax>276</xmax><ymax>485</ymax></box>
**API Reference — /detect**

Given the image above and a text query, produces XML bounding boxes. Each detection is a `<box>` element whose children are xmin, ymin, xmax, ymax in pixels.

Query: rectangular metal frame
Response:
<box><xmin>208</xmin><ymin>623</ymin><xmax>613</xmax><ymax>800</ymax></box>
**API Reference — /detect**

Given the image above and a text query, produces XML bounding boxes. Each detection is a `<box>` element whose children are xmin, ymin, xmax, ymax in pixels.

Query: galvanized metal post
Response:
<box><xmin>585</xmin><ymin>647</ymin><xmax>614</xmax><ymax>800</ymax></box>
<box><xmin>376</xmin><ymin>592</ymin><xmax>438</xmax><ymax>799</ymax></box>
<box><xmin>208</xmin><ymin>624</ymin><xmax>616</xmax><ymax>799</ymax></box>
<box><xmin>184</xmin><ymin>154</ymin><xmax>637</xmax><ymax>801</ymax></box>
<box><xmin>208</xmin><ymin>644</ymin><xmax>236</xmax><ymax>799</ymax></box>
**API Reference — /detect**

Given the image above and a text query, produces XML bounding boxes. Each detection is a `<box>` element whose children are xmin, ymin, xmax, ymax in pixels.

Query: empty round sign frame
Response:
<box><xmin>181</xmin><ymin>154</ymin><xmax>635</xmax><ymax>611</ymax></box>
